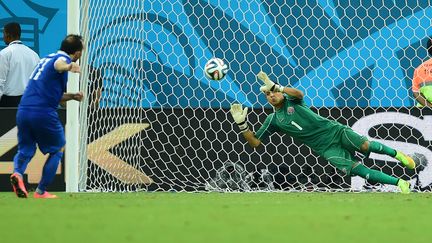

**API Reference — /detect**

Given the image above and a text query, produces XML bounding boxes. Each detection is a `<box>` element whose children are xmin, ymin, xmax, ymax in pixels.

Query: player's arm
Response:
<box><xmin>413</xmin><ymin>91</ymin><xmax>432</xmax><ymax>107</ymax></box>
<box><xmin>281</xmin><ymin>86</ymin><xmax>304</xmax><ymax>100</ymax></box>
<box><xmin>257</xmin><ymin>71</ymin><xmax>303</xmax><ymax>99</ymax></box>
<box><xmin>411</xmin><ymin>69</ymin><xmax>432</xmax><ymax>107</ymax></box>
<box><xmin>91</xmin><ymin>88</ymin><xmax>102</xmax><ymax>109</ymax></box>
<box><xmin>0</xmin><ymin>52</ymin><xmax>9</xmax><ymax>98</ymax></box>
<box><xmin>89</xmin><ymin>67</ymin><xmax>104</xmax><ymax>109</ymax></box>
<box><xmin>230</xmin><ymin>104</ymin><xmax>261</xmax><ymax>148</ymax></box>
<box><xmin>242</xmin><ymin>130</ymin><xmax>261</xmax><ymax>147</ymax></box>
<box><xmin>54</xmin><ymin>58</ymin><xmax>80</xmax><ymax>73</ymax></box>
<box><xmin>60</xmin><ymin>91</ymin><xmax>84</xmax><ymax>107</ymax></box>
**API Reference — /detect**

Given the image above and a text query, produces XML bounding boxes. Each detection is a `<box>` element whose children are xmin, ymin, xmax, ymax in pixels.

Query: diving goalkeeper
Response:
<box><xmin>230</xmin><ymin>71</ymin><xmax>415</xmax><ymax>193</ymax></box>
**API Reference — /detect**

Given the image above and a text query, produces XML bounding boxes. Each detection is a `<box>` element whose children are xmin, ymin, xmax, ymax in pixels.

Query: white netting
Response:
<box><xmin>78</xmin><ymin>0</ymin><xmax>432</xmax><ymax>192</ymax></box>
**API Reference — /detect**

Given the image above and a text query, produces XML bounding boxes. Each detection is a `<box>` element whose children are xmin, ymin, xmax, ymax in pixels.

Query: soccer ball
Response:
<box><xmin>204</xmin><ymin>58</ymin><xmax>228</xmax><ymax>80</ymax></box>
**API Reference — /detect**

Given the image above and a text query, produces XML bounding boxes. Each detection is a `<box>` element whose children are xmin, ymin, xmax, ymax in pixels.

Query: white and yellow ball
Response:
<box><xmin>204</xmin><ymin>58</ymin><xmax>228</xmax><ymax>81</ymax></box>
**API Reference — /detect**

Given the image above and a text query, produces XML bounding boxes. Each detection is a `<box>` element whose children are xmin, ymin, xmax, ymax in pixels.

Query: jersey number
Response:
<box><xmin>291</xmin><ymin>121</ymin><xmax>303</xmax><ymax>130</ymax></box>
<box><xmin>29</xmin><ymin>57</ymin><xmax>53</xmax><ymax>80</ymax></box>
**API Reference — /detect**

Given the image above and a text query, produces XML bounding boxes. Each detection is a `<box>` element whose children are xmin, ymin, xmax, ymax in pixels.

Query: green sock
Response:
<box><xmin>351</xmin><ymin>164</ymin><xmax>398</xmax><ymax>186</ymax></box>
<box><xmin>368</xmin><ymin>141</ymin><xmax>397</xmax><ymax>157</ymax></box>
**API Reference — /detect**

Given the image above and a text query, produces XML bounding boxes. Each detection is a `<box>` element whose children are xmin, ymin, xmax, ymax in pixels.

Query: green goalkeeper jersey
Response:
<box><xmin>255</xmin><ymin>95</ymin><xmax>348</xmax><ymax>155</ymax></box>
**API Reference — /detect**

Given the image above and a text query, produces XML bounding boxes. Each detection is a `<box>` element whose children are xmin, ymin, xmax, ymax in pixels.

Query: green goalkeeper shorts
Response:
<box><xmin>340</xmin><ymin>128</ymin><xmax>369</xmax><ymax>154</ymax></box>
<box><xmin>321</xmin><ymin>128</ymin><xmax>369</xmax><ymax>175</ymax></box>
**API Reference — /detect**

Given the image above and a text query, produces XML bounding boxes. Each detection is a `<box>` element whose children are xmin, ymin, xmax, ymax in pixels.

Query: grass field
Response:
<box><xmin>0</xmin><ymin>192</ymin><xmax>431</xmax><ymax>243</ymax></box>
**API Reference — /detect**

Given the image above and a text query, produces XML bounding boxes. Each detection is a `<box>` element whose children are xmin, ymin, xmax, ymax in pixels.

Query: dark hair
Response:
<box><xmin>60</xmin><ymin>34</ymin><xmax>83</xmax><ymax>54</ymax></box>
<box><xmin>3</xmin><ymin>22</ymin><xmax>21</xmax><ymax>39</ymax></box>
<box><xmin>428</xmin><ymin>38</ymin><xmax>432</xmax><ymax>56</ymax></box>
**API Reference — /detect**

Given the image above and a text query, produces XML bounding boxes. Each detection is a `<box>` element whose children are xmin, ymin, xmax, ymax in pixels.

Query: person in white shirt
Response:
<box><xmin>0</xmin><ymin>22</ymin><xmax>40</xmax><ymax>107</ymax></box>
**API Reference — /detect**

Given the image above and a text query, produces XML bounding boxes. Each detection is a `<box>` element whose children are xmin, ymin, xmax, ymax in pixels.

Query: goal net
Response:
<box><xmin>78</xmin><ymin>0</ymin><xmax>432</xmax><ymax>192</ymax></box>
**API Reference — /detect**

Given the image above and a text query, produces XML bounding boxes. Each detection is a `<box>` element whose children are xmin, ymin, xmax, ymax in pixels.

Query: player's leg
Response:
<box><xmin>10</xmin><ymin>111</ymin><xmax>37</xmax><ymax>198</ymax></box>
<box><xmin>34</xmin><ymin>148</ymin><xmax>64</xmax><ymax>198</ymax></box>
<box><xmin>11</xmin><ymin>150</ymin><xmax>35</xmax><ymax>199</ymax></box>
<box><xmin>33</xmin><ymin>113</ymin><xmax>65</xmax><ymax>198</ymax></box>
<box><xmin>341</xmin><ymin>128</ymin><xmax>415</xmax><ymax>169</ymax></box>
<box><xmin>366</xmin><ymin>141</ymin><xmax>415</xmax><ymax>169</ymax></box>
<box><xmin>351</xmin><ymin>164</ymin><xmax>410</xmax><ymax>194</ymax></box>
<box><xmin>323</xmin><ymin>146</ymin><xmax>410</xmax><ymax>193</ymax></box>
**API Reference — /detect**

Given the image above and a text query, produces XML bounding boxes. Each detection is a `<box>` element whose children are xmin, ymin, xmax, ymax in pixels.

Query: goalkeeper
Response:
<box><xmin>230</xmin><ymin>71</ymin><xmax>415</xmax><ymax>193</ymax></box>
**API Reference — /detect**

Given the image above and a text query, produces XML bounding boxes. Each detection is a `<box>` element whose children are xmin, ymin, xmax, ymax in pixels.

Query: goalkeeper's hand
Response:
<box><xmin>258</xmin><ymin>71</ymin><xmax>284</xmax><ymax>93</ymax></box>
<box><xmin>230</xmin><ymin>103</ymin><xmax>249</xmax><ymax>133</ymax></box>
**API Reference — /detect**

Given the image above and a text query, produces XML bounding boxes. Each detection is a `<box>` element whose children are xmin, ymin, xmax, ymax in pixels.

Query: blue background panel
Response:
<box><xmin>2</xmin><ymin>1</ymin><xmax>432</xmax><ymax>108</ymax></box>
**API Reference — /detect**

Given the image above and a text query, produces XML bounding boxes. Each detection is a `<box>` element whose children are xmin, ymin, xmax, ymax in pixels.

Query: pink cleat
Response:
<box><xmin>33</xmin><ymin>191</ymin><xmax>58</xmax><ymax>199</ymax></box>
<box><xmin>10</xmin><ymin>173</ymin><xmax>28</xmax><ymax>198</ymax></box>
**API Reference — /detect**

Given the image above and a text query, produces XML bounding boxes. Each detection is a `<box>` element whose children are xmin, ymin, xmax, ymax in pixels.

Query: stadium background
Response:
<box><xmin>0</xmin><ymin>0</ymin><xmax>431</xmax><ymax>191</ymax></box>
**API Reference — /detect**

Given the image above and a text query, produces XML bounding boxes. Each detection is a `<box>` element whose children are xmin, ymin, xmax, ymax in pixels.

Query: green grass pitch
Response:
<box><xmin>0</xmin><ymin>192</ymin><xmax>431</xmax><ymax>243</ymax></box>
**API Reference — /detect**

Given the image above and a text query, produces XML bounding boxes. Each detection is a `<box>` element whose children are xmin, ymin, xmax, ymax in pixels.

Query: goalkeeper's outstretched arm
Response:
<box><xmin>258</xmin><ymin>71</ymin><xmax>303</xmax><ymax>100</ymax></box>
<box><xmin>230</xmin><ymin>104</ymin><xmax>262</xmax><ymax>148</ymax></box>
<box><xmin>241</xmin><ymin>130</ymin><xmax>261</xmax><ymax>148</ymax></box>
<box><xmin>230</xmin><ymin>71</ymin><xmax>302</xmax><ymax>148</ymax></box>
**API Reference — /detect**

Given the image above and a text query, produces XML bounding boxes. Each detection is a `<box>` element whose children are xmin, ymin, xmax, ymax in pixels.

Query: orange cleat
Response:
<box><xmin>10</xmin><ymin>173</ymin><xmax>28</xmax><ymax>198</ymax></box>
<box><xmin>33</xmin><ymin>191</ymin><xmax>58</xmax><ymax>199</ymax></box>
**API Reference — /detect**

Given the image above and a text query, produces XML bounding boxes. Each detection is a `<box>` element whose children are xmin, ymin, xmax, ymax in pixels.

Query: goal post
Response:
<box><xmin>65</xmin><ymin>0</ymin><xmax>80</xmax><ymax>192</ymax></box>
<box><xmin>75</xmin><ymin>0</ymin><xmax>432</xmax><ymax>192</ymax></box>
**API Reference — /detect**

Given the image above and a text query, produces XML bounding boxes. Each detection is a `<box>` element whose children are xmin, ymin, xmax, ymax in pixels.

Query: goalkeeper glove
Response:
<box><xmin>230</xmin><ymin>104</ymin><xmax>249</xmax><ymax>132</ymax></box>
<box><xmin>258</xmin><ymin>71</ymin><xmax>284</xmax><ymax>93</ymax></box>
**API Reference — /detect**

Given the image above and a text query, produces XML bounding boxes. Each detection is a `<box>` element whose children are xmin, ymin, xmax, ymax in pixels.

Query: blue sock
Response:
<box><xmin>37</xmin><ymin>151</ymin><xmax>63</xmax><ymax>193</ymax></box>
<box><xmin>13</xmin><ymin>152</ymin><xmax>33</xmax><ymax>176</ymax></box>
